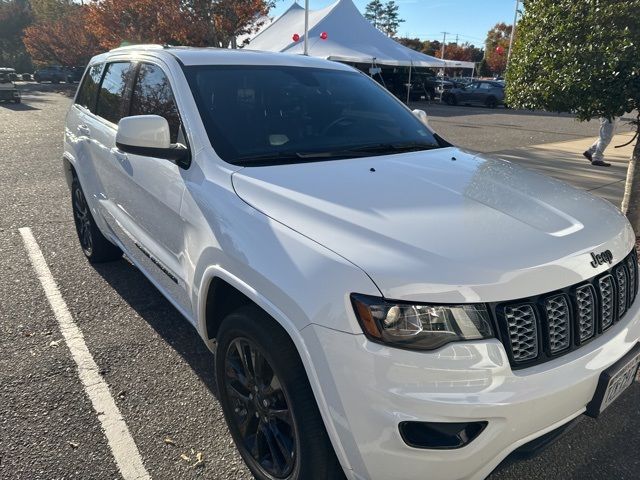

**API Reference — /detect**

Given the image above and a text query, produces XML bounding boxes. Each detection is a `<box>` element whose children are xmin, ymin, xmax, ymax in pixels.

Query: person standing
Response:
<box><xmin>583</xmin><ymin>117</ymin><xmax>618</xmax><ymax>167</ymax></box>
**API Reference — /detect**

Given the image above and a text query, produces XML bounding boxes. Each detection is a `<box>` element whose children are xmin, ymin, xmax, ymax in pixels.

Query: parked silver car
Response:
<box><xmin>443</xmin><ymin>80</ymin><xmax>505</xmax><ymax>108</ymax></box>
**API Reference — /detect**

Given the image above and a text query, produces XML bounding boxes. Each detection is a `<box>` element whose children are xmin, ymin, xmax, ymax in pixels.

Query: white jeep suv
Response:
<box><xmin>63</xmin><ymin>45</ymin><xmax>640</xmax><ymax>480</ymax></box>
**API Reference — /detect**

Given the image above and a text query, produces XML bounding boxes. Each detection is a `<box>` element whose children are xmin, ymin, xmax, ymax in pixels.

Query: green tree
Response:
<box><xmin>477</xmin><ymin>58</ymin><xmax>491</xmax><ymax>77</ymax></box>
<box><xmin>396</xmin><ymin>37</ymin><xmax>423</xmax><ymax>51</ymax></box>
<box><xmin>364</xmin><ymin>0</ymin><xmax>383</xmax><ymax>28</ymax></box>
<box><xmin>0</xmin><ymin>0</ymin><xmax>33</xmax><ymax>70</ymax></box>
<box><xmin>380</xmin><ymin>0</ymin><xmax>403</xmax><ymax>37</ymax></box>
<box><xmin>365</xmin><ymin>0</ymin><xmax>403</xmax><ymax>36</ymax></box>
<box><xmin>29</xmin><ymin>0</ymin><xmax>74</xmax><ymax>22</ymax></box>
<box><xmin>506</xmin><ymin>0</ymin><xmax>640</xmax><ymax>233</ymax></box>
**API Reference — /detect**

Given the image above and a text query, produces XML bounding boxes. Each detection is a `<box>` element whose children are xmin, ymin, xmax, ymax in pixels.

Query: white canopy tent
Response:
<box><xmin>248</xmin><ymin>0</ymin><xmax>453</xmax><ymax>68</ymax></box>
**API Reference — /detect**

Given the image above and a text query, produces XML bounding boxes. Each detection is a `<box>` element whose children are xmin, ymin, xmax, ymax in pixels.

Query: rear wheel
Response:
<box><xmin>486</xmin><ymin>96</ymin><xmax>497</xmax><ymax>108</ymax></box>
<box><xmin>216</xmin><ymin>306</ymin><xmax>345</xmax><ymax>480</ymax></box>
<box><xmin>71</xmin><ymin>176</ymin><xmax>122</xmax><ymax>263</ymax></box>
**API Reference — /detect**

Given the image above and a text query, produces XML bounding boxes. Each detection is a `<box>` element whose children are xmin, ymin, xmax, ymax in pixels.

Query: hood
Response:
<box><xmin>232</xmin><ymin>148</ymin><xmax>635</xmax><ymax>303</ymax></box>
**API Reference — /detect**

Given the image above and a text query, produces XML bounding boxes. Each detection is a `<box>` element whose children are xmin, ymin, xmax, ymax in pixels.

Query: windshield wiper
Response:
<box><xmin>331</xmin><ymin>142</ymin><xmax>440</xmax><ymax>155</ymax></box>
<box><xmin>234</xmin><ymin>142</ymin><xmax>440</xmax><ymax>165</ymax></box>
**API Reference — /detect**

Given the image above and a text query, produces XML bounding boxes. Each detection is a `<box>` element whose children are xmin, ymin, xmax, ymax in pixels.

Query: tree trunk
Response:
<box><xmin>621</xmin><ymin>123</ymin><xmax>640</xmax><ymax>237</ymax></box>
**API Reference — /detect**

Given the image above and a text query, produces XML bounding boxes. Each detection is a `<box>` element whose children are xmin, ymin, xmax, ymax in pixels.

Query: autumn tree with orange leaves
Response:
<box><xmin>484</xmin><ymin>22</ymin><xmax>512</xmax><ymax>75</ymax></box>
<box><xmin>24</xmin><ymin>6</ymin><xmax>100</xmax><ymax>66</ymax></box>
<box><xmin>23</xmin><ymin>0</ymin><xmax>275</xmax><ymax>66</ymax></box>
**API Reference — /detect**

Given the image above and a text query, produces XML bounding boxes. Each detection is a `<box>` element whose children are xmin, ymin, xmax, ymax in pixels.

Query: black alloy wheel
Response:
<box><xmin>216</xmin><ymin>306</ymin><xmax>345</xmax><ymax>480</ymax></box>
<box><xmin>71</xmin><ymin>176</ymin><xmax>122</xmax><ymax>263</ymax></box>
<box><xmin>224</xmin><ymin>337</ymin><xmax>297</xmax><ymax>478</ymax></box>
<box><xmin>73</xmin><ymin>179</ymin><xmax>93</xmax><ymax>257</ymax></box>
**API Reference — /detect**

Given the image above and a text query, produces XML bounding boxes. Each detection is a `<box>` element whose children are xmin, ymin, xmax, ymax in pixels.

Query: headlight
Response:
<box><xmin>351</xmin><ymin>294</ymin><xmax>494</xmax><ymax>351</ymax></box>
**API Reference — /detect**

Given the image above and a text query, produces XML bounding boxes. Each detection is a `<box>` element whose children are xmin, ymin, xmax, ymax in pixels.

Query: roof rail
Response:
<box><xmin>108</xmin><ymin>44</ymin><xmax>169</xmax><ymax>52</ymax></box>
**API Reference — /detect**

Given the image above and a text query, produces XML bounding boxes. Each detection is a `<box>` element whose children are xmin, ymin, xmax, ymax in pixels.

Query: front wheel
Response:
<box><xmin>216</xmin><ymin>306</ymin><xmax>345</xmax><ymax>480</ymax></box>
<box><xmin>71</xmin><ymin>176</ymin><xmax>122</xmax><ymax>263</ymax></box>
<box><xmin>445</xmin><ymin>94</ymin><xmax>457</xmax><ymax>106</ymax></box>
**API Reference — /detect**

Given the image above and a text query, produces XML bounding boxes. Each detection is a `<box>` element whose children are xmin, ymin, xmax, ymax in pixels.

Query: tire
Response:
<box><xmin>71</xmin><ymin>176</ymin><xmax>122</xmax><ymax>263</ymax></box>
<box><xmin>14</xmin><ymin>98</ymin><xmax>20</xmax><ymax>104</ymax></box>
<box><xmin>216</xmin><ymin>306</ymin><xmax>345</xmax><ymax>480</ymax></box>
<box><xmin>446</xmin><ymin>94</ymin><xmax>457</xmax><ymax>106</ymax></box>
<box><xmin>486</xmin><ymin>96</ymin><xmax>497</xmax><ymax>109</ymax></box>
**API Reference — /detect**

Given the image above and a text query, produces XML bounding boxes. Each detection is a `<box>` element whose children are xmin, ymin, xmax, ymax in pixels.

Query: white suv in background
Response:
<box><xmin>63</xmin><ymin>45</ymin><xmax>640</xmax><ymax>480</ymax></box>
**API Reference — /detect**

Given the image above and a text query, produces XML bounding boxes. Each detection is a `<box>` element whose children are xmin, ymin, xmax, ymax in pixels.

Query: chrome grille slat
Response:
<box><xmin>503</xmin><ymin>305</ymin><xmax>538</xmax><ymax>362</ymax></box>
<box><xmin>496</xmin><ymin>249</ymin><xmax>637</xmax><ymax>368</ymax></box>
<box><xmin>575</xmin><ymin>285</ymin><xmax>595</xmax><ymax>342</ymax></box>
<box><xmin>615</xmin><ymin>266</ymin><xmax>628</xmax><ymax>318</ymax></box>
<box><xmin>599</xmin><ymin>275</ymin><xmax>615</xmax><ymax>330</ymax></box>
<box><xmin>545</xmin><ymin>295</ymin><xmax>570</xmax><ymax>353</ymax></box>
<box><xmin>626</xmin><ymin>254</ymin><xmax>637</xmax><ymax>303</ymax></box>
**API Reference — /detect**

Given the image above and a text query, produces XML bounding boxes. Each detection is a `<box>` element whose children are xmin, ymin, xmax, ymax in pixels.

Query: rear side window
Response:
<box><xmin>75</xmin><ymin>64</ymin><xmax>104</xmax><ymax>113</ymax></box>
<box><xmin>96</xmin><ymin>62</ymin><xmax>134</xmax><ymax>125</ymax></box>
<box><xmin>130</xmin><ymin>63</ymin><xmax>181</xmax><ymax>143</ymax></box>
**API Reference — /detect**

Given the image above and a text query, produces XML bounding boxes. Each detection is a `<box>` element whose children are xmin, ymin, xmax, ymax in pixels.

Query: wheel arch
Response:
<box><xmin>62</xmin><ymin>154</ymin><xmax>76</xmax><ymax>189</ymax></box>
<box><xmin>197</xmin><ymin>265</ymin><xmax>356</xmax><ymax>476</ymax></box>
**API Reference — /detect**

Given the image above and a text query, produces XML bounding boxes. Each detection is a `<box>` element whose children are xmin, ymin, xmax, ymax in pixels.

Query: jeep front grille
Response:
<box><xmin>599</xmin><ymin>275</ymin><xmax>615</xmax><ymax>330</ymax></box>
<box><xmin>503</xmin><ymin>305</ymin><xmax>538</xmax><ymax>362</ymax></box>
<box><xmin>495</xmin><ymin>248</ymin><xmax>638</xmax><ymax>368</ymax></box>
<box><xmin>575</xmin><ymin>285</ymin><xmax>596</xmax><ymax>342</ymax></box>
<box><xmin>545</xmin><ymin>295</ymin><xmax>571</xmax><ymax>353</ymax></box>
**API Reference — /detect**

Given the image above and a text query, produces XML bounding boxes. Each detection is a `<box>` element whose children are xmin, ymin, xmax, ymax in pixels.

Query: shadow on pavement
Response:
<box><xmin>92</xmin><ymin>258</ymin><xmax>220</xmax><ymax>399</ymax></box>
<box><xmin>16</xmin><ymin>81</ymin><xmax>77</xmax><ymax>97</ymax></box>
<box><xmin>0</xmin><ymin>102</ymin><xmax>39</xmax><ymax>111</ymax></box>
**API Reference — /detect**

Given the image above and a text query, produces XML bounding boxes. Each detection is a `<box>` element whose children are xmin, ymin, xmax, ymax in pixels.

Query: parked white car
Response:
<box><xmin>63</xmin><ymin>45</ymin><xmax>640</xmax><ymax>480</ymax></box>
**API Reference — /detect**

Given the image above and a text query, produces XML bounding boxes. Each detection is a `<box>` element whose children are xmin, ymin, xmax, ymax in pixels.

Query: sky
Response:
<box><xmin>271</xmin><ymin>0</ymin><xmax>518</xmax><ymax>45</ymax></box>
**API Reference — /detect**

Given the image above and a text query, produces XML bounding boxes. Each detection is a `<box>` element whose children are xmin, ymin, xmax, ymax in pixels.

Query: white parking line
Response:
<box><xmin>19</xmin><ymin>227</ymin><xmax>151</xmax><ymax>480</ymax></box>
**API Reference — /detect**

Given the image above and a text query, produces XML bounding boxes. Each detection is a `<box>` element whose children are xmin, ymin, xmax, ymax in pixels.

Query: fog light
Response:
<box><xmin>399</xmin><ymin>421</ymin><xmax>487</xmax><ymax>449</ymax></box>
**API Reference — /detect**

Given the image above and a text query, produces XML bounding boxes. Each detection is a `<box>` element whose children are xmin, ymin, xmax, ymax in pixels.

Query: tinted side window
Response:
<box><xmin>75</xmin><ymin>64</ymin><xmax>104</xmax><ymax>113</ymax></box>
<box><xmin>96</xmin><ymin>62</ymin><xmax>134</xmax><ymax>124</ymax></box>
<box><xmin>130</xmin><ymin>63</ymin><xmax>181</xmax><ymax>143</ymax></box>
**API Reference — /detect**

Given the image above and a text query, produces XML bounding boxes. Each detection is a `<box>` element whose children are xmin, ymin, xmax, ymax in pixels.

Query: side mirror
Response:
<box><xmin>412</xmin><ymin>109</ymin><xmax>429</xmax><ymax>127</ymax></box>
<box><xmin>116</xmin><ymin>115</ymin><xmax>189</xmax><ymax>164</ymax></box>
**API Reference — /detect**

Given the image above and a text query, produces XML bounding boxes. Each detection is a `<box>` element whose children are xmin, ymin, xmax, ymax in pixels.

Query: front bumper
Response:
<box><xmin>302</xmin><ymin>298</ymin><xmax>640</xmax><ymax>480</ymax></box>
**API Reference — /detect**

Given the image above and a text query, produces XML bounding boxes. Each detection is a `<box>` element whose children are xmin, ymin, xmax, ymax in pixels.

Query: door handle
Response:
<box><xmin>77</xmin><ymin>124</ymin><xmax>90</xmax><ymax>136</ymax></box>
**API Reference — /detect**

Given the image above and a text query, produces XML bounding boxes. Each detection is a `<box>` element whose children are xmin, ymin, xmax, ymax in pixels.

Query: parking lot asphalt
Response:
<box><xmin>1</xmin><ymin>88</ymin><xmax>639</xmax><ymax>480</ymax></box>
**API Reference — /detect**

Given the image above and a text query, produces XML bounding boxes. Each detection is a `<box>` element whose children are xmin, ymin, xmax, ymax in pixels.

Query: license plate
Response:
<box><xmin>586</xmin><ymin>343</ymin><xmax>640</xmax><ymax>418</ymax></box>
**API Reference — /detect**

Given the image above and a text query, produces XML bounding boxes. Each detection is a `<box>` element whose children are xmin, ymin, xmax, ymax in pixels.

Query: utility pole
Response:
<box><xmin>440</xmin><ymin>32</ymin><xmax>449</xmax><ymax>59</ymax></box>
<box><xmin>304</xmin><ymin>0</ymin><xmax>309</xmax><ymax>56</ymax></box>
<box><xmin>506</xmin><ymin>0</ymin><xmax>519</xmax><ymax>66</ymax></box>
<box><xmin>455</xmin><ymin>34</ymin><xmax>459</xmax><ymax>44</ymax></box>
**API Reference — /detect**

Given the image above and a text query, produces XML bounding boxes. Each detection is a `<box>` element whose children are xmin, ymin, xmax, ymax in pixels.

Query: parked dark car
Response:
<box><xmin>442</xmin><ymin>80</ymin><xmax>505</xmax><ymax>108</ymax></box>
<box><xmin>410</xmin><ymin>74</ymin><xmax>454</xmax><ymax>100</ymax></box>
<box><xmin>34</xmin><ymin>66</ymin><xmax>68</xmax><ymax>83</ymax></box>
<box><xmin>0</xmin><ymin>68</ymin><xmax>21</xmax><ymax>103</ymax></box>
<box><xmin>66</xmin><ymin>66</ymin><xmax>86</xmax><ymax>83</ymax></box>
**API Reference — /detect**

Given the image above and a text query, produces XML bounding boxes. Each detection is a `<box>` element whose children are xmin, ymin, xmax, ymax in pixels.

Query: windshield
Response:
<box><xmin>183</xmin><ymin>65</ymin><xmax>443</xmax><ymax>166</ymax></box>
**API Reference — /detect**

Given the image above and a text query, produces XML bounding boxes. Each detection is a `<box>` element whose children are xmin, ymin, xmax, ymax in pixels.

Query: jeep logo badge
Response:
<box><xmin>590</xmin><ymin>250</ymin><xmax>613</xmax><ymax>268</ymax></box>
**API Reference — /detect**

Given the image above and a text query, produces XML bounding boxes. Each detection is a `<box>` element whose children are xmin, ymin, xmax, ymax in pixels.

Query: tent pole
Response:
<box><xmin>406</xmin><ymin>61</ymin><xmax>413</xmax><ymax>105</ymax></box>
<box><xmin>304</xmin><ymin>0</ymin><xmax>310</xmax><ymax>56</ymax></box>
